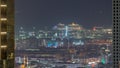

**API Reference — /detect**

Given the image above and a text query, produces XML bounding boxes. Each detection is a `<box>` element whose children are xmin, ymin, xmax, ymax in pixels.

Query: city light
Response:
<box><xmin>14</xmin><ymin>0</ymin><xmax>112</xmax><ymax>67</ymax></box>
<box><xmin>1</xmin><ymin>46</ymin><xmax>7</xmax><ymax>48</ymax></box>
<box><xmin>0</xmin><ymin>18</ymin><xmax>7</xmax><ymax>21</ymax></box>
<box><xmin>15</xmin><ymin>24</ymin><xmax>112</xmax><ymax>68</ymax></box>
<box><xmin>0</xmin><ymin>4</ymin><xmax>7</xmax><ymax>7</ymax></box>
<box><xmin>1</xmin><ymin>32</ymin><xmax>7</xmax><ymax>35</ymax></box>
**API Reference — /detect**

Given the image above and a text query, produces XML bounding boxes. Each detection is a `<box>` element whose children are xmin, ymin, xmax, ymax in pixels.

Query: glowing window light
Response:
<box><xmin>1</xmin><ymin>45</ymin><xmax>7</xmax><ymax>48</ymax></box>
<box><xmin>1</xmin><ymin>32</ymin><xmax>7</xmax><ymax>34</ymax></box>
<box><xmin>0</xmin><ymin>18</ymin><xmax>7</xmax><ymax>21</ymax></box>
<box><xmin>0</xmin><ymin>4</ymin><xmax>7</xmax><ymax>7</ymax></box>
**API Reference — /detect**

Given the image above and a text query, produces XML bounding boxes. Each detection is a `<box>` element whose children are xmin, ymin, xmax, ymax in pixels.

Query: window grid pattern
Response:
<box><xmin>113</xmin><ymin>0</ymin><xmax>120</xmax><ymax>68</ymax></box>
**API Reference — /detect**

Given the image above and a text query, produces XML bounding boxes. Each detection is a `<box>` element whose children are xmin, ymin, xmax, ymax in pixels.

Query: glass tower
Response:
<box><xmin>0</xmin><ymin>0</ymin><xmax>15</xmax><ymax>68</ymax></box>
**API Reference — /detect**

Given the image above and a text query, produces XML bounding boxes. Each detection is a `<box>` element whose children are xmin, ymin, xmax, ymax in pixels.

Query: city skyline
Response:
<box><xmin>15</xmin><ymin>23</ymin><xmax>112</xmax><ymax>35</ymax></box>
<box><xmin>15</xmin><ymin>0</ymin><xmax>112</xmax><ymax>31</ymax></box>
<box><xmin>15</xmin><ymin>0</ymin><xmax>112</xmax><ymax>67</ymax></box>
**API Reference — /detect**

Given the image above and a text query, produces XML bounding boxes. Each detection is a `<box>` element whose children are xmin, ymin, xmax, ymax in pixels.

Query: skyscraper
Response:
<box><xmin>0</xmin><ymin>0</ymin><xmax>15</xmax><ymax>68</ymax></box>
<box><xmin>113</xmin><ymin>0</ymin><xmax>120</xmax><ymax>68</ymax></box>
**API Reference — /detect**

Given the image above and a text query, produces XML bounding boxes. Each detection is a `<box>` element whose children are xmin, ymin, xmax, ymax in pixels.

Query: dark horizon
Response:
<box><xmin>15</xmin><ymin>0</ymin><xmax>112</xmax><ymax>31</ymax></box>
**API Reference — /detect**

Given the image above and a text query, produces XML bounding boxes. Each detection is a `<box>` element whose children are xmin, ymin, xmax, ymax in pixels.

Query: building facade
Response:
<box><xmin>113</xmin><ymin>0</ymin><xmax>120</xmax><ymax>68</ymax></box>
<box><xmin>0</xmin><ymin>0</ymin><xmax>15</xmax><ymax>68</ymax></box>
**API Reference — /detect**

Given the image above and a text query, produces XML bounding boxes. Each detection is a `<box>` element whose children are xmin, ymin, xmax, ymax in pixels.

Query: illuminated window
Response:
<box><xmin>0</xmin><ymin>4</ymin><xmax>7</xmax><ymax>7</ymax></box>
<box><xmin>1</xmin><ymin>32</ymin><xmax>7</xmax><ymax>35</ymax></box>
<box><xmin>1</xmin><ymin>45</ymin><xmax>7</xmax><ymax>48</ymax></box>
<box><xmin>0</xmin><ymin>18</ymin><xmax>7</xmax><ymax>21</ymax></box>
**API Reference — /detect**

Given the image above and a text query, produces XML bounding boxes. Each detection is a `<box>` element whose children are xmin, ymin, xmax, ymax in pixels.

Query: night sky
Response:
<box><xmin>15</xmin><ymin>0</ymin><xmax>112</xmax><ymax>31</ymax></box>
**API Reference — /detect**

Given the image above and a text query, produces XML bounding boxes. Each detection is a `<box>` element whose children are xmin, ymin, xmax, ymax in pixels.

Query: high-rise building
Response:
<box><xmin>0</xmin><ymin>0</ymin><xmax>15</xmax><ymax>68</ymax></box>
<box><xmin>19</xmin><ymin>27</ymin><xmax>27</xmax><ymax>39</ymax></box>
<box><xmin>113</xmin><ymin>0</ymin><xmax>120</xmax><ymax>68</ymax></box>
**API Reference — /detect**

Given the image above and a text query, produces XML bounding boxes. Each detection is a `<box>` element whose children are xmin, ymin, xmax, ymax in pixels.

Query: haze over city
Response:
<box><xmin>15</xmin><ymin>0</ymin><xmax>112</xmax><ymax>31</ymax></box>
